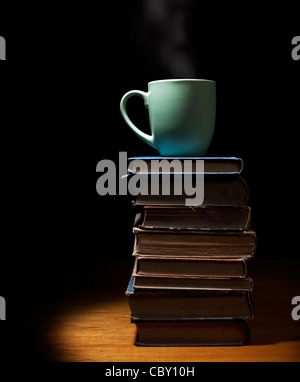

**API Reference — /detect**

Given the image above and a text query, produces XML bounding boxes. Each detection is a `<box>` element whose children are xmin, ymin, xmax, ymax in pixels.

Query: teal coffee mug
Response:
<box><xmin>120</xmin><ymin>79</ymin><xmax>216</xmax><ymax>156</ymax></box>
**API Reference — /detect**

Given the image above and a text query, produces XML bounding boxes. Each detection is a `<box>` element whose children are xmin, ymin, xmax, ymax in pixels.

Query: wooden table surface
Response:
<box><xmin>39</xmin><ymin>259</ymin><xmax>300</xmax><ymax>362</ymax></box>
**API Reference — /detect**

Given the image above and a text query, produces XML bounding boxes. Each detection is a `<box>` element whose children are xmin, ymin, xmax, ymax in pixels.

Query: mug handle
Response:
<box><xmin>120</xmin><ymin>90</ymin><xmax>155</xmax><ymax>149</ymax></box>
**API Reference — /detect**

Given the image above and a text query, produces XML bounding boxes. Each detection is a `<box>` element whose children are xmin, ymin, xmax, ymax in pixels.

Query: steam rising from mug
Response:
<box><xmin>120</xmin><ymin>79</ymin><xmax>216</xmax><ymax>156</ymax></box>
<box><xmin>140</xmin><ymin>0</ymin><xmax>198</xmax><ymax>78</ymax></box>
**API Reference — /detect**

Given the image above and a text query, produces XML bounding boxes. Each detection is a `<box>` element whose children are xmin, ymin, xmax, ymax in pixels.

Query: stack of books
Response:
<box><xmin>126</xmin><ymin>157</ymin><xmax>256</xmax><ymax>346</ymax></box>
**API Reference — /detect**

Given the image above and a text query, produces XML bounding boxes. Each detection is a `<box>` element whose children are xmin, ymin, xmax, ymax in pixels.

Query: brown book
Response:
<box><xmin>136</xmin><ymin>257</ymin><xmax>248</xmax><ymax>278</ymax></box>
<box><xmin>133</xmin><ymin>175</ymin><xmax>249</xmax><ymax>207</ymax></box>
<box><xmin>126</xmin><ymin>277</ymin><xmax>255</xmax><ymax>320</ymax></box>
<box><xmin>139</xmin><ymin>206</ymin><xmax>251</xmax><ymax>231</ymax></box>
<box><xmin>133</xmin><ymin>227</ymin><xmax>257</xmax><ymax>259</ymax></box>
<box><xmin>132</xmin><ymin>319</ymin><xmax>250</xmax><ymax>346</ymax></box>
<box><xmin>133</xmin><ymin>274</ymin><xmax>253</xmax><ymax>291</ymax></box>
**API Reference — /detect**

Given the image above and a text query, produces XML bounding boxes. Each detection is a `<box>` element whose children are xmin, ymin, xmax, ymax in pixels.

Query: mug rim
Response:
<box><xmin>148</xmin><ymin>78</ymin><xmax>215</xmax><ymax>84</ymax></box>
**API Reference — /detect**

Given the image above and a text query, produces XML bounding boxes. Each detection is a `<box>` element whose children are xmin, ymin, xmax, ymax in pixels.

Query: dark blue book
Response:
<box><xmin>128</xmin><ymin>156</ymin><xmax>243</xmax><ymax>175</ymax></box>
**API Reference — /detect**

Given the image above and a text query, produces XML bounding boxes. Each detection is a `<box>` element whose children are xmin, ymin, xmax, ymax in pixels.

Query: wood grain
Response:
<box><xmin>40</xmin><ymin>259</ymin><xmax>300</xmax><ymax>362</ymax></box>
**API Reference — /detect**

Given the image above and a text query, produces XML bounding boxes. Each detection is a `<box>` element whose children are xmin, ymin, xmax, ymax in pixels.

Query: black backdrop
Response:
<box><xmin>0</xmin><ymin>0</ymin><xmax>299</xmax><ymax>365</ymax></box>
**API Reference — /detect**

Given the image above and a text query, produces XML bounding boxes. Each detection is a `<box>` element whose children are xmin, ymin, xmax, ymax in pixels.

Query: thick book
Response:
<box><xmin>132</xmin><ymin>319</ymin><xmax>250</xmax><ymax>346</ymax></box>
<box><xmin>128</xmin><ymin>156</ymin><xmax>244</xmax><ymax>175</ymax></box>
<box><xmin>139</xmin><ymin>206</ymin><xmax>251</xmax><ymax>231</ymax></box>
<box><xmin>126</xmin><ymin>276</ymin><xmax>255</xmax><ymax>320</ymax></box>
<box><xmin>133</xmin><ymin>274</ymin><xmax>253</xmax><ymax>291</ymax></box>
<box><xmin>133</xmin><ymin>175</ymin><xmax>249</xmax><ymax>207</ymax></box>
<box><xmin>135</xmin><ymin>256</ymin><xmax>248</xmax><ymax>278</ymax></box>
<box><xmin>133</xmin><ymin>227</ymin><xmax>257</xmax><ymax>259</ymax></box>
<box><xmin>133</xmin><ymin>258</ymin><xmax>252</xmax><ymax>291</ymax></box>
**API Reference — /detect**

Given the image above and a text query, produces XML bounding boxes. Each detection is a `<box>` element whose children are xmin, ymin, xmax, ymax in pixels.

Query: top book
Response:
<box><xmin>128</xmin><ymin>157</ymin><xmax>244</xmax><ymax>175</ymax></box>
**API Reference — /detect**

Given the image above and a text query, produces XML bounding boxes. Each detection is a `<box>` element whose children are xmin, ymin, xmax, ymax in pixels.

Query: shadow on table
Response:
<box><xmin>26</xmin><ymin>259</ymin><xmax>134</xmax><ymax>362</ymax></box>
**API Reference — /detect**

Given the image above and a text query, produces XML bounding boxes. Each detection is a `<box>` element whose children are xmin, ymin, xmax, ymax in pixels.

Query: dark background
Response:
<box><xmin>0</xmin><ymin>0</ymin><xmax>299</xmax><ymax>366</ymax></box>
